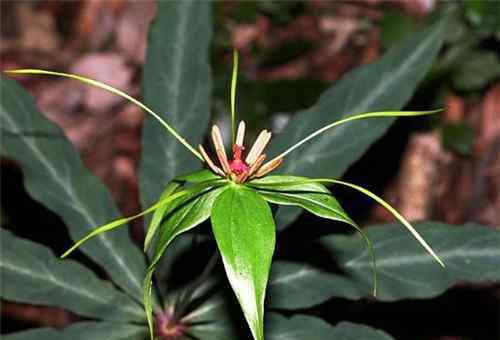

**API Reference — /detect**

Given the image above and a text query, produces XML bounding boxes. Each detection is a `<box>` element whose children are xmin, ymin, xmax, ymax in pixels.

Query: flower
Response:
<box><xmin>198</xmin><ymin>122</ymin><xmax>283</xmax><ymax>183</ymax></box>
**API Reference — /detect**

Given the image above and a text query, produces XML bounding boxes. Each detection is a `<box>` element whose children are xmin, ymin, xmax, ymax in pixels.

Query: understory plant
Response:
<box><xmin>4</xmin><ymin>49</ymin><xmax>449</xmax><ymax>340</ymax></box>
<box><xmin>2</xmin><ymin>3</ymin><xmax>499</xmax><ymax>340</ymax></box>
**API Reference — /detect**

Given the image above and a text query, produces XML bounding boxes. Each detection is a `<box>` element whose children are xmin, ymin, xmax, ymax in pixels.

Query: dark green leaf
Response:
<box><xmin>269</xmin><ymin>261</ymin><xmax>360</xmax><ymax>310</ymax></box>
<box><xmin>2</xmin><ymin>322</ymin><xmax>146</xmax><ymax>340</ymax></box>
<box><xmin>174</xmin><ymin>169</ymin><xmax>221</xmax><ymax>184</ymax></box>
<box><xmin>249</xmin><ymin>175</ymin><xmax>354</xmax><ymax>225</ymax></box>
<box><xmin>266</xmin><ymin>314</ymin><xmax>394</xmax><ymax>340</ymax></box>
<box><xmin>144</xmin><ymin>185</ymin><xmax>225</xmax><ymax>339</ymax></box>
<box><xmin>151</xmin><ymin>186</ymin><xmax>225</xmax><ymax>267</ymax></box>
<box><xmin>154</xmin><ymin>232</ymin><xmax>203</xmax><ymax>295</ymax></box>
<box><xmin>140</xmin><ymin>1</ymin><xmax>213</xmax><ymax>209</ymax></box>
<box><xmin>184</xmin><ymin>292</ymin><xmax>241</xmax><ymax>340</ymax></box>
<box><xmin>211</xmin><ymin>185</ymin><xmax>276</xmax><ymax>340</ymax></box>
<box><xmin>250</xmin><ymin>176</ymin><xmax>377</xmax><ymax>294</ymax></box>
<box><xmin>2</xmin><ymin>328</ymin><xmax>61</xmax><ymax>340</ymax></box>
<box><xmin>269</xmin><ymin>222</ymin><xmax>500</xmax><ymax>308</ymax></box>
<box><xmin>267</xmin><ymin>20</ymin><xmax>446</xmax><ymax>229</ymax></box>
<box><xmin>452</xmin><ymin>51</ymin><xmax>500</xmax><ymax>90</ymax></box>
<box><xmin>441</xmin><ymin>122</ymin><xmax>475</xmax><ymax>155</ymax></box>
<box><xmin>0</xmin><ymin>77</ymin><xmax>146</xmax><ymax>302</ymax></box>
<box><xmin>380</xmin><ymin>9</ymin><xmax>420</xmax><ymax>47</ymax></box>
<box><xmin>0</xmin><ymin>230</ymin><xmax>143</xmax><ymax>322</ymax></box>
<box><xmin>144</xmin><ymin>182</ymin><xmax>181</xmax><ymax>251</ymax></box>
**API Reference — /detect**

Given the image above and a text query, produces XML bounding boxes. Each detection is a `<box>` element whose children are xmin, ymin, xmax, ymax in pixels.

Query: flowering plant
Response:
<box><xmin>6</xmin><ymin>50</ymin><xmax>444</xmax><ymax>340</ymax></box>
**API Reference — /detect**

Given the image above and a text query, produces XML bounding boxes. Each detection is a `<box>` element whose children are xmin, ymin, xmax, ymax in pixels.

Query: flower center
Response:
<box><xmin>155</xmin><ymin>310</ymin><xmax>185</xmax><ymax>340</ymax></box>
<box><xmin>198</xmin><ymin>121</ymin><xmax>283</xmax><ymax>183</ymax></box>
<box><xmin>229</xmin><ymin>145</ymin><xmax>249</xmax><ymax>175</ymax></box>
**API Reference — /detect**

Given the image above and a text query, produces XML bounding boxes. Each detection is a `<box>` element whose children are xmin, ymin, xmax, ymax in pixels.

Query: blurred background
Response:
<box><xmin>1</xmin><ymin>1</ymin><xmax>499</xmax><ymax>339</ymax></box>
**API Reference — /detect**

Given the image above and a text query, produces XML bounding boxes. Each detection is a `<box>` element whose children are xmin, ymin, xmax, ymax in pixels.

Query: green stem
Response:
<box><xmin>318</xmin><ymin>178</ymin><xmax>445</xmax><ymax>267</ymax></box>
<box><xmin>4</xmin><ymin>69</ymin><xmax>203</xmax><ymax>161</ymax></box>
<box><xmin>249</xmin><ymin>178</ymin><xmax>445</xmax><ymax>268</ymax></box>
<box><xmin>270</xmin><ymin>110</ymin><xmax>442</xmax><ymax>163</ymax></box>
<box><xmin>230</xmin><ymin>50</ymin><xmax>239</xmax><ymax>145</ymax></box>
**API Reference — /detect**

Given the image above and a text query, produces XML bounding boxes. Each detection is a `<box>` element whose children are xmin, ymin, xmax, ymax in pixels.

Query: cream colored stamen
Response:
<box><xmin>198</xmin><ymin>145</ymin><xmax>224</xmax><ymax>176</ymax></box>
<box><xmin>211</xmin><ymin>125</ymin><xmax>228</xmax><ymax>160</ymax></box>
<box><xmin>216</xmin><ymin>149</ymin><xmax>231</xmax><ymax>174</ymax></box>
<box><xmin>236</xmin><ymin>121</ymin><xmax>246</xmax><ymax>146</ymax></box>
<box><xmin>255</xmin><ymin>158</ymin><xmax>283</xmax><ymax>178</ymax></box>
<box><xmin>246</xmin><ymin>130</ymin><xmax>271</xmax><ymax>165</ymax></box>
<box><xmin>248</xmin><ymin>153</ymin><xmax>266</xmax><ymax>178</ymax></box>
<box><xmin>211</xmin><ymin>125</ymin><xmax>232</xmax><ymax>173</ymax></box>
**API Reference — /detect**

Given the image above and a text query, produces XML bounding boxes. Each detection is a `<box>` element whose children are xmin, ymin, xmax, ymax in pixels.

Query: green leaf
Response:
<box><xmin>144</xmin><ymin>182</ymin><xmax>181</xmax><ymax>251</ymax></box>
<box><xmin>174</xmin><ymin>169</ymin><xmax>221</xmax><ymax>184</ymax></box>
<box><xmin>184</xmin><ymin>292</ymin><xmax>241</xmax><ymax>340</ymax></box>
<box><xmin>250</xmin><ymin>176</ymin><xmax>378</xmax><ymax>295</ymax></box>
<box><xmin>270</xmin><ymin>222</ymin><xmax>500</xmax><ymax>308</ymax></box>
<box><xmin>249</xmin><ymin>175</ymin><xmax>354</xmax><ymax>224</ymax></box>
<box><xmin>441</xmin><ymin>121</ymin><xmax>475</xmax><ymax>155</ymax></box>
<box><xmin>266</xmin><ymin>314</ymin><xmax>394</xmax><ymax>340</ymax></box>
<box><xmin>151</xmin><ymin>186</ymin><xmax>226</xmax><ymax>267</ymax></box>
<box><xmin>61</xmin><ymin>180</ymin><xmax>224</xmax><ymax>259</ymax></box>
<box><xmin>0</xmin><ymin>77</ymin><xmax>146</xmax><ymax>302</ymax></box>
<box><xmin>0</xmin><ymin>230</ymin><xmax>143</xmax><ymax>322</ymax></box>
<box><xmin>153</xmin><ymin>232</ymin><xmax>203</xmax><ymax>296</ymax></box>
<box><xmin>2</xmin><ymin>328</ymin><xmax>62</xmax><ymax>340</ymax></box>
<box><xmin>452</xmin><ymin>51</ymin><xmax>500</xmax><ymax>90</ymax></box>
<box><xmin>139</xmin><ymin>1</ymin><xmax>213</xmax><ymax>209</ymax></box>
<box><xmin>211</xmin><ymin>185</ymin><xmax>276</xmax><ymax>340</ymax></box>
<box><xmin>269</xmin><ymin>261</ymin><xmax>345</xmax><ymax>310</ymax></box>
<box><xmin>144</xmin><ymin>185</ymin><xmax>226</xmax><ymax>340</ymax></box>
<box><xmin>380</xmin><ymin>9</ymin><xmax>420</xmax><ymax>47</ymax></box>
<box><xmin>3</xmin><ymin>322</ymin><xmax>146</xmax><ymax>340</ymax></box>
<box><xmin>267</xmin><ymin>19</ymin><xmax>446</xmax><ymax>229</ymax></box>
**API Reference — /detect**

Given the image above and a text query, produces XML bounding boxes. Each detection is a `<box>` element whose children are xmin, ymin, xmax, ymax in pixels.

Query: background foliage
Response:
<box><xmin>1</xmin><ymin>1</ymin><xmax>499</xmax><ymax>340</ymax></box>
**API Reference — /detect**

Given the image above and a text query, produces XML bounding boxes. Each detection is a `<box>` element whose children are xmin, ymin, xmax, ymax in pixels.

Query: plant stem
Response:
<box><xmin>270</xmin><ymin>110</ymin><xmax>441</xmax><ymax>163</ymax></box>
<box><xmin>4</xmin><ymin>69</ymin><xmax>204</xmax><ymax>161</ymax></box>
<box><xmin>230</xmin><ymin>50</ymin><xmax>239</xmax><ymax>145</ymax></box>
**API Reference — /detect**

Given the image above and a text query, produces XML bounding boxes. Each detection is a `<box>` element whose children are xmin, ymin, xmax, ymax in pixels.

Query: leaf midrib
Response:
<box><xmin>285</xmin><ymin>24</ymin><xmax>442</xmax><ymax>173</ymax></box>
<box><xmin>1</xmin><ymin>86</ymin><xmax>143</xmax><ymax>298</ymax></box>
<box><xmin>0</xmin><ymin>258</ymin><xmax>141</xmax><ymax>317</ymax></box>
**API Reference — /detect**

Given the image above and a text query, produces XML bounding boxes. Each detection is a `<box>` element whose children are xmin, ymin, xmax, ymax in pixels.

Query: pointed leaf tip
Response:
<box><xmin>211</xmin><ymin>186</ymin><xmax>275</xmax><ymax>340</ymax></box>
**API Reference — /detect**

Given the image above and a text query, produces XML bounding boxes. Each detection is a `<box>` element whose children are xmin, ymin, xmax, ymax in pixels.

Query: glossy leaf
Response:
<box><xmin>0</xmin><ymin>230</ymin><xmax>143</xmax><ymax>322</ymax></box>
<box><xmin>174</xmin><ymin>169</ymin><xmax>221</xmax><ymax>184</ymax></box>
<box><xmin>183</xmin><ymin>292</ymin><xmax>241</xmax><ymax>340</ymax></box>
<box><xmin>151</xmin><ymin>186</ymin><xmax>226</xmax><ymax>267</ymax></box>
<box><xmin>249</xmin><ymin>175</ymin><xmax>353</xmax><ymax>224</ymax></box>
<box><xmin>269</xmin><ymin>261</ymin><xmax>346</xmax><ymax>310</ymax></box>
<box><xmin>269</xmin><ymin>222</ymin><xmax>500</xmax><ymax>308</ymax></box>
<box><xmin>266</xmin><ymin>314</ymin><xmax>394</xmax><ymax>340</ymax></box>
<box><xmin>211</xmin><ymin>185</ymin><xmax>276</xmax><ymax>340</ymax></box>
<box><xmin>250</xmin><ymin>175</ymin><xmax>378</xmax><ymax>295</ymax></box>
<box><xmin>0</xmin><ymin>77</ymin><xmax>146</xmax><ymax>302</ymax></box>
<box><xmin>61</xmin><ymin>180</ymin><xmax>224</xmax><ymax>259</ymax></box>
<box><xmin>144</xmin><ymin>185</ymin><xmax>226</xmax><ymax>340</ymax></box>
<box><xmin>2</xmin><ymin>322</ymin><xmax>146</xmax><ymax>340</ymax></box>
<box><xmin>140</xmin><ymin>0</ymin><xmax>213</xmax><ymax>209</ymax></box>
<box><xmin>267</xmin><ymin>20</ymin><xmax>446</xmax><ymax>229</ymax></box>
<box><xmin>144</xmin><ymin>182</ymin><xmax>180</xmax><ymax>251</ymax></box>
